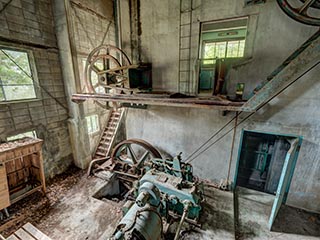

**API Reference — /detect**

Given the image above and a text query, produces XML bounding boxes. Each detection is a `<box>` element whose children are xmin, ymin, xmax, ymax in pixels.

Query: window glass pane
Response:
<box><xmin>215</xmin><ymin>42</ymin><xmax>227</xmax><ymax>58</ymax></box>
<box><xmin>204</xmin><ymin>42</ymin><xmax>216</xmax><ymax>59</ymax></box>
<box><xmin>7</xmin><ymin>130</ymin><xmax>37</xmax><ymax>141</ymax></box>
<box><xmin>86</xmin><ymin>115</ymin><xmax>99</xmax><ymax>134</ymax></box>
<box><xmin>227</xmin><ymin>41</ymin><xmax>240</xmax><ymax>58</ymax></box>
<box><xmin>92</xmin><ymin>115</ymin><xmax>99</xmax><ymax>132</ymax></box>
<box><xmin>0</xmin><ymin>47</ymin><xmax>37</xmax><ymax>101</ymax></box>
<box><xmin>238</xmin><ymin>40</ymin><xmax>245</xmax><ymax>57</ymax></box>
<box><xmin>96</xmin><ymin>86</ymin><xmax>105</xmax><ymax>93</ymax></box>
<box><xmin>0</xmin><ymin>50</ymin><xmax>32</xmax><ymax>85</ymax></box>
<box><xmin>0</xmin><ymin>88</ymin><xmax>4</xmax><ymax>101</ymax></box>
<box><xmin>3</xmin><ymin>85</ymin><xmax>36</xmax><ymax>100</ymax></box>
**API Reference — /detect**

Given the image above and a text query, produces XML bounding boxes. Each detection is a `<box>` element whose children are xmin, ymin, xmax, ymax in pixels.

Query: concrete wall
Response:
<box><xmin>68</xmin><ymin>0</ymin><xmax>116</xmax><ymax>154</ymax></box>
<box><xmin>123</xmin><ymin>0</ymin><xmax>320</xmax><ymax>213</ymax></box>
<box><xmin>0</xmin><ymin>0</ymin><xmax>72</xmax><ymax>178</ymax></box>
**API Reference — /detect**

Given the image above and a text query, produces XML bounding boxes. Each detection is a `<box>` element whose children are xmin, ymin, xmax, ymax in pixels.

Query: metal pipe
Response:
<box><xmin>174</xmin><ymin>202</ymin><xmax>190</xmax><ymax>240</ymax></box>
<box><xmin>227</xmin><ymin>112</ymin><xmax>239</xmax><ymax>183</ymax></box>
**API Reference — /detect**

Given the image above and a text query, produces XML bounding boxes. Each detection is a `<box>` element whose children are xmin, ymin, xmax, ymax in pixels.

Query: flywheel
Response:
<box><xmin>277</xmin><ymin>0</ymin><xmax>320</xmax><ymax>26</ymax></box>
<box><xmin>111</xmin><ymin>139</ymin><xmax>162</xmax><ymax>166</ymax></box>
<box><xmin>84</xmin><ymin>45</ymin><xmax>132</xmax><ymax>108</ymax></box>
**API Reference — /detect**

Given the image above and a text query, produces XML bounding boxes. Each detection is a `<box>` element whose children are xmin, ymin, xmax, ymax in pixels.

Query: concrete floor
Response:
<box><xmin>235</xmin><ymin>187</ymin><xmax>320</xmax><ymax>240</ymax></box>
<box><xmin>32</xmin><ymin>173</ymin><xmax>319</xmax><ymax>240</ymax></box>
<box><xmin>35</xmin><ymin>172</ymin><xmax>235</xmax><ymax>240</ymax></box>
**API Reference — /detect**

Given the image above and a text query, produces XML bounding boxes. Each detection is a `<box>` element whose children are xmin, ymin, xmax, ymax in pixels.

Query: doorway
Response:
<box><xmin>198</xmin><ymin>17</ymin><xmax>248</xmax><ymax>95</ymax></box>
<box><xmin>234</xmin><ymin>130</ymin><xmax>303</xmax><ymax>230</ymax></box>
<box><xmin>235</xmin><ymin>130</ymin><xmax>293</xmax><ymax>195</ymax></box>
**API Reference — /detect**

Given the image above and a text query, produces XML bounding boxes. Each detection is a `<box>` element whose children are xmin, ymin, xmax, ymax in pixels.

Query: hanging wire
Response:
<box><xmin>185</xmin><ymin>61</ymin><xmax>320</xmax><ymax>163</ymax></box>
<box><xmin>184</xmin><ymin>113</ymin><xmax>240</xmax><ymax>162</ymax></box>
<box><xmin>1</xmin><ymin>49</ymin><xmax>68</xmax><ymax>111</ymax></box>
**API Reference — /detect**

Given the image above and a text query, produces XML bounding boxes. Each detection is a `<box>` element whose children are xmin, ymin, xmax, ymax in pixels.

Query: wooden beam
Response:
<box><xmin>72</xmin><ymin>93</ymin><xmax>244</xmax><ymax>111</ymax></box>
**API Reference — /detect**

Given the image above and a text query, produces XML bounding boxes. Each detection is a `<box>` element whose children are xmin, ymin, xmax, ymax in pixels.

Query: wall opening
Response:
<box><xmin>198</xmin><ymin>17</ymin><xmax>248</xmax><ymax>95</ymax></box>
<box><xmin>235</xmin><ymin>130</ymin><xmax>299</xmax><ymax>195</ymax></box>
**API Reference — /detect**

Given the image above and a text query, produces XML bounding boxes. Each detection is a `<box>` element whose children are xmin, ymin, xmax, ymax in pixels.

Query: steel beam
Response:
<box><xmin>241</xmin><ymin>30</ymin><xmax>320</xmax><ymax>112</ymax></box>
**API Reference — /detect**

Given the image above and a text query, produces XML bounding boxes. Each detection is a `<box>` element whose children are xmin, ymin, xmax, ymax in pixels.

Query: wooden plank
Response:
<box><xmin>10</xmin><ymin>186</ymin><xmax>42</xmax><ymax>205</ymax></box>
<box><xmin>14</xmin><ymin>158</ymin><xmax>23</xmax><ymax>171</ymax></box>
<box><xmin>72</xmin><ymin>93</ymin><xmax>244</xmax><ymax>111</ymax></box>
<box><xmin>0</xmin><ymin>215</ymin><xmax>25</xmax><ymax>232</ymax></box>
<box><xmin>14</xmin><ymin>228</ymin><xmax>36</xmax><ymax>240</ymax></box>
<box><xmin>31</xmin><ymin>154</ymin><xmax>40</xmax><ymax>169</ymax></box>
<box><xmin>22</xmin><ymin>223</ymin><xmax>51</xmax><ymax>240</ymax></box>
<box><xmin>5</xmin><ymin>161</ymin><xmax>16</xmax><ymax>174</ymax></box>
<box><xmin>38</xmin><ymin>150</ymin><xmax>46</xmax><ymax>194</ymax></box>
<box><xmin>0</xmin><ymin>164</ymin><xmax>10</xmax><ymax>210</ymax></box>
<box><xmin>6</xmin><ymin>235</ymin><xmax>19</xmax><ymax>240</ymax></box>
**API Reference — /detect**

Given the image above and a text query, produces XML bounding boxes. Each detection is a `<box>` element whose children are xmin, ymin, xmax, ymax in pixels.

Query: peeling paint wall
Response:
<box><xmin>123</xmin><ymin>0</ymin><xmax>320</xmax><ymax>213</ymax></box>
<box><xmin>0</xmin><ymin>0</ymin><xmax>72</xmax><ymax>178</ymax></box>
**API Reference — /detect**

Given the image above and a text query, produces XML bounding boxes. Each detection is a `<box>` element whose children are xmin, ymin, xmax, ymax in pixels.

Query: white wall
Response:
<box><xmin>122</xmin><ymin>0</ymin><xmax>320</xmax><ymax>213</ymax></box>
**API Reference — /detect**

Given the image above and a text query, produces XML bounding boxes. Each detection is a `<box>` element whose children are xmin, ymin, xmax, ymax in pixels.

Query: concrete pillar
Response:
<box><xmin>52</xmin><ymin>0</ymin><xmax>91</xmax><ymax>169</ymax></box>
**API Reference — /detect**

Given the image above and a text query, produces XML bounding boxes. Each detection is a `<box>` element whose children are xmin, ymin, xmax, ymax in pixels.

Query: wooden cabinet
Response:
<box><xmin>0</xmin><ymin>138</ymin><xmax>46</xmax><ymax>211</ymax></box>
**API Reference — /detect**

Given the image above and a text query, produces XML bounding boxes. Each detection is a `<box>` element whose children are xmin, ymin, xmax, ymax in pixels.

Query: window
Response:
<box><xmin>198</xmin><ymin>18</ymin><xmax>248</xmax><ymax>93</ymax></box>
<box><xmin>0</xmin><ymin>47</ymin><xmax>37</xmax><ymax>102</ymax></box>
<box><xmin>86</xmin><ymin>115</ymin><xmax>99</xmax><ymax>134</ymax></box>
<box><xmin>7</xmin><ymin>130</ymin><xmax>37</xmax><ymax>141</ymax></box>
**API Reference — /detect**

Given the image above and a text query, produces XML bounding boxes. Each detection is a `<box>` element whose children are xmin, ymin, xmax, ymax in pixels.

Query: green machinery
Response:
<box><xmin>93</xmin><ymin>139</ymin><xmax>204</xmax><ymax>240</ymax></box>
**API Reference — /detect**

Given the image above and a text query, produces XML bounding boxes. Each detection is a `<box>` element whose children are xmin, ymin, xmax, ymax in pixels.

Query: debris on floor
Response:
<box><xmin>0</xmin><ymin>165</ymin><xmax>85</xmax><ymax>238</ymax></box>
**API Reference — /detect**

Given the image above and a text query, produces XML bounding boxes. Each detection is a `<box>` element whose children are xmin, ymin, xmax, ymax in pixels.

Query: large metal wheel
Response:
<box><xmin>84</xmin><ymin>45</ymin><xmax>132</xmax><ymax>108</ymax></box>
<box><xmin>111</xmin><ymin>139</ymin><xmax>162</xmax><ymax>167</ymax></box>
<box><xmin>277</xmin><ymin>0</ymin><xmax>320</xmax><ymax>26</ymax></box>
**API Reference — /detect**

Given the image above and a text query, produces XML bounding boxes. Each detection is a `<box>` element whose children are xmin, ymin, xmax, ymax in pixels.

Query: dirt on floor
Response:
<box><xmin>0</xmin><ymin>165</ymin><xmax>85</xmax><ymax>238</ymax></box>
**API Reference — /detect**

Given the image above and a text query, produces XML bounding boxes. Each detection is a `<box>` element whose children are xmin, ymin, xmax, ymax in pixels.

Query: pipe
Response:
<box><xmin>174</xmin><ymin>202</ymin><xmax>191</xmax><ymax>240</ymax></box>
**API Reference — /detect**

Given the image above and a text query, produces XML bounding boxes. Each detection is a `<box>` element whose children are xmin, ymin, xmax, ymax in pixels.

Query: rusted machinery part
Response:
<box><xmin>87</xmin><ymin>156</ymin><xmax>111</xmax><ymax>176</ymax></box>
<box><xmin>84</xmin><ymin>45</ymin><xmax>132</xmax><ymax>108</ymax></box>
<box><xmin>277</xmin><ymin>0</ymin><xmax>320</xmax><ymax>26</ymax></box>
<box><xmin>110</xmin><ymin>139</ymin><xmax>162</xmax><ymax>165</ymax></box>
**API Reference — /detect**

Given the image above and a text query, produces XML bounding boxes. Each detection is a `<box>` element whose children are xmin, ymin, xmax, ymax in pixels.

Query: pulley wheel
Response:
<box><xmin>84</xmin><ymin>45</ymin><xmax>132</xmax><ymax>108</ymax></box>
<box><xmin>277</xmin><ymin>0</ymin><xmax>320</xmax><ymax>26</ymax></box>
<box><xmin>111</xmin><ymin>139</ymin><xmax>162</xmax><ymax>166</ymax></box>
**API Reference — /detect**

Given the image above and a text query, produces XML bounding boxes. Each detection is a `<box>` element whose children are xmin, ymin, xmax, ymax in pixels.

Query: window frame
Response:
<box><xmin>0</xmin><ymin>44</ymin><xmax>40</xmax><ymax>104</ymax></box>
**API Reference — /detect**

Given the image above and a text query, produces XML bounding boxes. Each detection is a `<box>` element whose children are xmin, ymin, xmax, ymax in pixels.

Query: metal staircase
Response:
<box><xmin>92</xmin><ymin>108</ymin><xmax>125</xmax><ymax>160</ymax></box>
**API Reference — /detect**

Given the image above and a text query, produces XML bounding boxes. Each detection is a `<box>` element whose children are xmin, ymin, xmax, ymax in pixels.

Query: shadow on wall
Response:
<box><xmin>250</xmin><ymin>64</ymin><xmax>320</xmax><ymax>123</ymax></box>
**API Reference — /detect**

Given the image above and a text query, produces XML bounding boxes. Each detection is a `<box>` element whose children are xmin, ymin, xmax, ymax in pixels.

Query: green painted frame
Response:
<box><xmin>233</xmin><ymin>129</ymin><xmax>303</xmax><ymax>191</ymax></box>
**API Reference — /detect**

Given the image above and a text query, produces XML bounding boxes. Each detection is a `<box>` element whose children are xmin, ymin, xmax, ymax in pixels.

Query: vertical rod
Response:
<box><xmin>227</xmin><ymin>111</ymin><xmax>239</xmax><ymax>182</ymax></box>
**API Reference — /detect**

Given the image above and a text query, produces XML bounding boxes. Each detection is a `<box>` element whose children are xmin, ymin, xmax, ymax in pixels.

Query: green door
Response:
<box><xmin>268</xmin><ymin>138</ymin><xmax>301</xmax><ymax>230</ymax></box>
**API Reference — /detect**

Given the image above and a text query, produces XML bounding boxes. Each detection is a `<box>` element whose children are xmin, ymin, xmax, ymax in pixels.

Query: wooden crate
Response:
<box><xmin>0</xmin><ymin>138</ymin><xmax>46</xmax><ymax>210</ymax></box>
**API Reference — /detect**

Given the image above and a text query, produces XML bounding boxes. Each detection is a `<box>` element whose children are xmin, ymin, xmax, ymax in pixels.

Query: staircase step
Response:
<box><xmin>100</xmin><ymin>141</ymin><xmax>110</xmax><ymax>146</ymax></box>
<box><xmin>93</xmin><ymin>109</ymin><xmax>123</xmax><ymax>159</ymax></box>
<box><xmin>95</xmin><ymin>151</ymin><xmax>106</xmax><ymax>157</ymax></box>
<box><xmin>102</xmin><ymin>133</ymin><xmax>113</xmax><ymax>138</ymax></box>
<box><xmin>98</xmin><ymin>146</ymin><xmax>108</xmax><ymax>151</ymax></box>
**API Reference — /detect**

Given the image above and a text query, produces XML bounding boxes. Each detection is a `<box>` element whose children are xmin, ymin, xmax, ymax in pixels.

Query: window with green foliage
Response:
<box><xmin>86</xmin><ymin>115</ymin><xmax>99</xmax><ymax>134</ymax></box>
<box><xmin>7</xmin><ymin>130</ymin><xmax>37</xmax><ymax>141</ymax></box>
<box><xmin>0</xmin><ymin>47</ymin><xmax>37</xmax><ymax>102</ymax></box>
<box><xmin>202</xmin><ymin>39</ymin><xmax>246</xmax><ymax>65</ymax></box>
